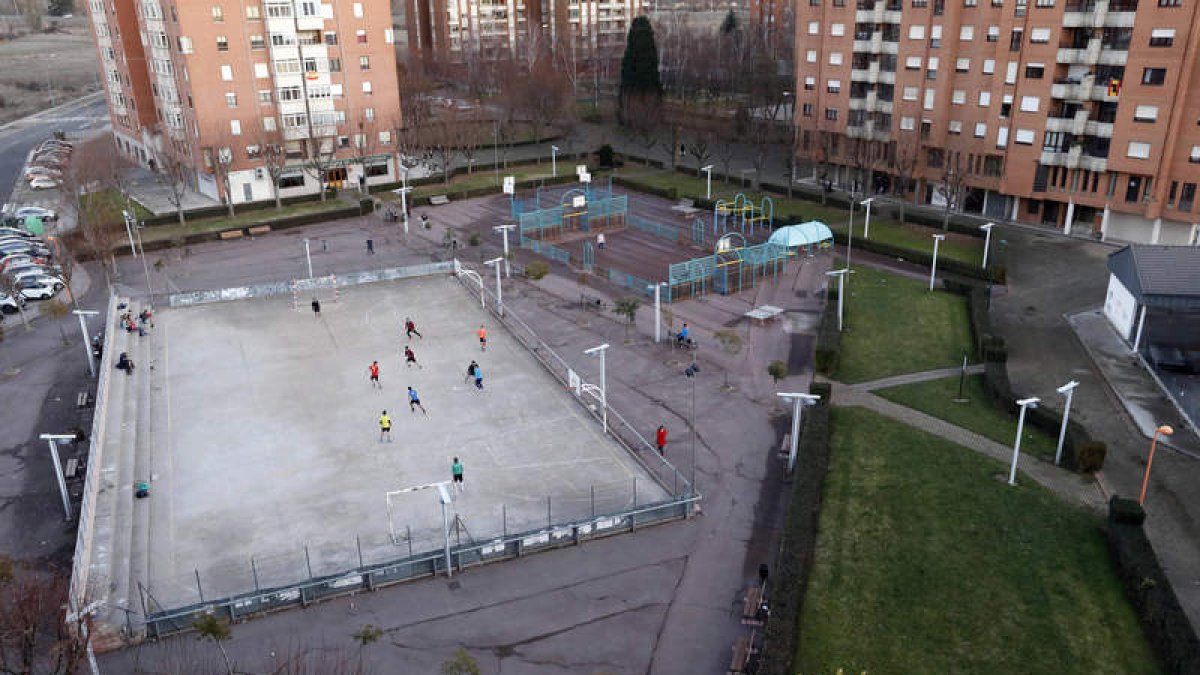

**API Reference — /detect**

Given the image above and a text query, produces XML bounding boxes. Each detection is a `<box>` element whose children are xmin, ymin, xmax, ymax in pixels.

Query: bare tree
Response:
<box><xmin>455</xmin><ymin>114</ymin><xmax>486</xmax><ymax>176</ymax></box>
<box><xmin>349</xmin><ymin>115</ymin><xmax>382</xmax><ymax>194</ymax></box>
<box><xmin>257</xmin><ymin>129</ymin><xmax>289</xmax><ymax>210</ymax></box>
<box><xmin>157</xmin><ymin>149</ymin><xmax>193</xmax><ymax>226</ymax></box>
<box><xmin>523</xmin><ymin>50</ymin><xmax>572</xmax><ymax>159</ymax></box>
<box><xmin>420</xmin><ymin>121</ymin><xmax>459</xmax><ymax>184</ymax></box>
<box><xmin>0</xmin><ymin>566</ymin><xmax>89</xmax><ymax>675</ymax></box>
<box><xmin>889</xmin><ymin>134</ymin><xmax>921</xmax><ymax>225</ymax></box>
<box><xmin>936</xmin><ymin>151</ymin><xmax>967</xmax><ymax>230</ymax></box>
<box><xmin>303</xmin><ymin>137</ymin><xmax>338</xmax><ymax>202</ymax></box>
<box><xmin>203</xmin><ymin>130</ymin><xmax>238</xmax><ymax>217</ymax></box>
<box><xmin>61</xmin><ymin>137</ymin><xmax>127</xmax><ymax>289</ymax></box>
<box><xmin>620</xmin><ymin>91</ymin><xmax>663</xmax><ymax>159</ymax></box>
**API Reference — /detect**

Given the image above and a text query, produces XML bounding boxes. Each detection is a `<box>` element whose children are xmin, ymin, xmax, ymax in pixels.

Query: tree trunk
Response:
<box><xmin>898</xmin><ymin>195</ymin><xmax>907</xmax><ymax>225</ymax></box>
<box><xmin>273</xmin><ymin>182</ymin><xmax>282</xmax><ymax>210</ymax></box>
<box><xmin>176</xmin><ymin>207</ymin><xmax>187</xmax><ymax>227</ymax></box>
<box><xmin>942</xmin><ymin>206</ymin><xmax>951</xmax><ymax>230</ymax></box>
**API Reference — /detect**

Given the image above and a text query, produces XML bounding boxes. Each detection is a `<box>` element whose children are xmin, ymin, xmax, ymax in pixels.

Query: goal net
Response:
<box><xmin>291</xmin><ymin>274</ymin><xmax>339</xmax><ymax>310</ymax></box>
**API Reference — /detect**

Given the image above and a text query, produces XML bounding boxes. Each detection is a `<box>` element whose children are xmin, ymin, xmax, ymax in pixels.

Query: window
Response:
<box><xmin>299</xmin><ymin>1</ymin><xmax>317</xmax><ymax>16</ymax></box>
<box><xmin>263</xmin><ymin>117</ymin><xmax>277</xmax><ymax>131</ymax></box>
<box><xmin>1142</xmin><ymin>68</ymin><xmax>1167</xmax><ymax>85</ymax></box>
<box><xmin>1005</xmin><ymin>61</ymin><xmax>1019</xmax><ymax>84</ymax></box>
<box><xmin>827</xmin><ymin>80</ymin><xmax>842</xmax><ymax>93</ymax></box>
<box><xmin>1127</xmin><ymin>141</ymin><xmax>1151</xmax><ymax>159</ymax></box>
<box><xmin>1010</xmin><ymin>29</ymin><xmax>1023</xmax><ymax>51</ymax></box>
<box><xmin>930</xmin><ymin>25</ymin><xmax>942</xmax><ymax>47</ymax></box>
<box><xmin>808</xmin><ymin>21</ymin><xmax>819</xmax><ymax>35</ymax></box>
<box><xmin>802</xmin><ymin>103</ymin><xmax>814</xmax><ymax>117</ymax></box>
<box><xmin>1181</xmin><ymin>183</ymin><xmax>1196</xmax><ymax>211</ymax></box>
<box><xmin>996</xmin><ymin>126</ymin><xmax>1009</xmax><ymax>147</ymax></box>
<box><xmin>329</xmin><ymin>58</ymin><xmax>342</xmax><ymax>72</ymax></box>
<box><xmin>952</xmin><ymin>89</ymin><xmax>966</xmax><ymax>104</ymax></box>
<box><xmin>829</xmin><ymin>52</ymin><xmax>844</xmax><ymax>65</ymax></box>
<box><xmin>1150</xmin><ymin>29</ymin><xmax>1176</xmax><ymax>47</ymax></box>
<box><xmin>1169</xmin><ymin>181</ymin><xmax>1179</xmax><ymax>206</ymax></box>
<box><xmin>178</xmin><ymin>36</ymin><xmax>193</xmax><ymax>53</ymax></box>
<box><xmin>949</xmin><ymin>120</ymin><xmax>963</xmax><ymax>133</ymax></box>
<box><xmin>225</xmin><ymin>92</ymin><xmax>237</xmax><ymax>108</ymax></box>
<box><xmin>353</xmin><ymin>2</ymin><xmax>364</xmax><ymax>17</ymax></box>
<box><xmin>359</xmin><ymin>55</ymin><xmax>370</xmax><ymax>70</ymax></box>
<box><xmin>246</xmin><ymin>4</ymin><xmax>261</xmax><ymax>19</ymax></box>
<box><xmin>254</xmin><ymin>63</ymin><xmax>269</xmax><ymax>78</ymax></box>
<box><xmin>363</xmin><ymin>107</ymin><xmax>375</xmax><ymax>122</ymax></box>
<box><xmin>924</xmin><ymin>89</ymin><xmax>935</xmax><ymax>110</ymax></box>
<box><xmin>900</xmin><ymin>116</ymin><xmax>916</xmax><ymax>130</ymax></box>
<box><xmin>216</xmin><ymin>36</ymin><xmax>228</xmax><ymax>51</ymax></box>
<box><xmin>825</xmin><ymin>108</ymin><xmax>839</xmax><ymax>121</ymax></box>
<box><xmin>246</xmin><ymin>144</ymin><xmax>261</xmax><ymax>158</ymax></box>
<box><xmin>806</xmin><ymin>50</ymin><xmax>818</xmax><ymax>63</ymax></box>
<box><xmin>909</xmin><ymin>25</ymin><xmax>926</xmax><ymax>40</ymax></box>
<box><xmin>1014</xmin><ymin>129</ymin><xmax>1035</xmax><ymax>144</ymax></box>
<box><xmin>324</xmin><ymin>31</ymin><xmax>338</xmax><ymax>45</ymax></box>
<box><xmin>257</xmin><ymin>89</ymin><xmax>272</xmax><ymax>103</ymax></box>
<box><xmin>906</xmin><ymin>56</ymin><xmax>922</xmax><ymax>69</ymax></box>
<box><xmin>983</xmin><ymin>59</ymin><xmax>995</xmax><ymax>74</ymax></box>
<box><xmin>356</xmin><ymin>29</ymin><xmax>368</xmax><ymax>44</ymax></box>
<box><xmin>1020</xmin><ymin>96</ymin><xmax>1040</xmax><ymax>112</ymax></box>
<box><xmin>250</xmin><ymin>35</ymin><xmax>265</xmax><ymax>50</ymax></box>
<box><xmin>379</xmin><ymin>131</ymin><xmax>392</xmax><ymax>145</ymax></box>
<box><xmin>1125</xmin><ymin>176</ymin><xmax>1143</xmax><ymax>202</ymax></box>
<box><xmin>1025</xmin><ymin>64</ymin><xmax>1044</xmax><ymax>79</ymax></box>
<box><xmin>1035</xmin><ymin>0</ymin><xmax>1054</xmax><ymax>5</ymax></box>
<box><xmin>960</xmin><ymin>25</ymin><xmax>974</xmax><ymax>41</ymax></box>
<box><xmin>1029</xmin><ymin>28</ymin><xmax>1051</xmax><ymax>43</ymax></box>
<box><xmin>1159</xmin><ymin>0</ymin><xmax>1181</xmax><ymax>5</ymax></box>
<box><xmin>964</xmin><ymin>0</ymin><xmax>977</xmax><ymax>6</ymax></box>
<box><xmin>212</xmin><ymin>5</ymin><xmax>224</xmax><ymax>21</ymax></box>
<box><xmin>220</xmin><ymin>64</ymin><xmax>233</xmax><ymax>81</ymax></box>
<box><xmin>913</xmin><ymin>0</ymin><xmax>928</xmax><ymax>5</ymax></box>
<box><xmin>831</xmin><ymin>23</ymin><xmax>846</xmax><ymax>36</ymax></box>
<box><xmin>903</xmin><ymin>86</ymin><xmax>918</xmax><ymax>101</ymax></box>
<box><xmin>1134</xmin><ymin>105</ymin><xmax>1158</xmax><ymax>122</ymax></box>
<box><xmin>1190</xmin><ymin>146</ymin><xmax>1200</xmax><ymax>163</ymax></box>
<box><xmin>956</xmin><ymin>58</ymin><xmax>970</xmax><ymax>72</ymax></box>
<box><xmin>362</xmin><ymin>81</ymin><xmax>373</xmax><ymax>94</ymax></box>
<box><xmin>975</xmin><ymin>122</ymin><xmax>987</xmax><ymax>137</ymax></box>
<box><xmin>978</xmin><ymin>91</ymin><xmax>991</xmax><ymax>106</ymax></box>
<box><xmin>987</xmin><ymin>25</ymin><xmax>999</xmax><ymax>42</ymax></box>
<box><xmin>804</xmin><ymin>76</ymin><xmax>816</xmax><ymax>90</ymax></box>
<box><xmin>230</xmin><ymin>119</ymin><xmax>242</xmax><ymax>135</ymax></box>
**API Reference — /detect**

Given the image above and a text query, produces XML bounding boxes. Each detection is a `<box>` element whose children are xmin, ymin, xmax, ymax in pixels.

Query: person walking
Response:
<box><xmin>404</xmin><ymin>345</ymin><xmax>422</xmax><ymax>369</ymax></box>
<box><xmin>368</xmin><ymin>360</ymin><xmax>382</xmax><ymax>389</ymax></box>
<box><xmin>656</xmin><ymin>425</ymin><xmax>668</xmax><ymax>456</ymax></box>
<box><xmin>378</xmin><ymin>410</ymin><xmax>392</xmax><ymax>442</ymax></box>
<box><xmin>472</xmin><ymin>362</ymin><xmax>484</xmax><ymax>390</ymax></box>
<box><xmin>597</xmin><ymin>232</ymin><xmax>606</xmax><ymax>250</ymax></box>
<box><xmin>405</xmin><ymin>317</ymin><xmax>423</xmax><ymax>339</ymax></box>
<box><xmin>477</xmin><ymin>325</ymin><xmax>488</xmax><ymax>352</ymax></box>
<box><xmin>408</xmin><ymin>386</ymin><xmax>427</xmax><ymax>414</ymax></box>
<box><xmin>451</xmin><ymin>457</ymin><xmax>464</xmax><ymax>492</ymax></box>
<box><xmin>366</xmin><ymin>238</ymin><xmax>375</xmax><ymax>255</ymax></box>
<box><xmin>311</xmin><ymin>298</ymin><xmax>321</xmax><ymax>319</ymax></box>
<box><xmin>464</xmin><ymin>359</ymin><xmax>479</xmax><ymax>384</ymax></box>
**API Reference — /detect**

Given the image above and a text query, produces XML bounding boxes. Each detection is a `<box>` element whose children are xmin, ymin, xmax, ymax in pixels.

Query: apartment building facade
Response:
<box><xmin>86</xmin><ymin>0</ymin><xmax>402</xmax><ymax>205</ymax></box>
<box><xmin>794</xmin><ymin>0</ymin><xmax>1200</xmax><ymax>245</ymax></box>
<box><xmin>405</xmin><ymin>0</ymin><xmax>642</xmax><ymax>70</ymax></box>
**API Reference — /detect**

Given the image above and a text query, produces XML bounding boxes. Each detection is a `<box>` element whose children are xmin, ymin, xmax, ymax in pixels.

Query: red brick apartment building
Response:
<box><xmin>86</xmin><ymin>0</ymin><xmax>402</xmax><ymax>204</ymax></box>
<box><xmin>794</xmin><ymin>0</ymin><xmax>1200</xmax><ymax>244</ymax></box>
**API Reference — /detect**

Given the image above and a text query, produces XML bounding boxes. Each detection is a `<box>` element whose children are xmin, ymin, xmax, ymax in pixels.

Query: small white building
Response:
<box><xmin>1105</xmin><ymin>246</ymin><xmax>1200</xmax><ymax>370</ymax></box>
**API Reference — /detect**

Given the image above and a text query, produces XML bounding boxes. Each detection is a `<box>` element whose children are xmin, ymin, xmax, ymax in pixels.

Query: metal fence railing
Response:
<box><xmin>629</xmin><ymin>215</ymin><xmax>681</xmax><ymax>243</ymax></box>
<box><xmin>519</xmin><ymin>235</ymin><xmax>572</xmax><ymax>264</ymax></box>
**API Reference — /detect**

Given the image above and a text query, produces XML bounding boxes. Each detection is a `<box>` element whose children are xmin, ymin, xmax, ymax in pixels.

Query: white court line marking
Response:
<box><xmin>492</xmin><ymin>457</ymin><xmax>611</xmax><ymax>472</ymax></box>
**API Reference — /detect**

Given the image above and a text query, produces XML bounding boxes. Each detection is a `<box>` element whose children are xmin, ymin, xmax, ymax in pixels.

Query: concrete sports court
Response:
<box><xmin>127</xmin><ymin>271</ymin><xmax>670</xmax><ymax>615</ymax></box>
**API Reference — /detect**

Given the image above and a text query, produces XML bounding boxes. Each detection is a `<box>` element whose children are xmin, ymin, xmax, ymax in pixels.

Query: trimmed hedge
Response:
<box><xmin>368</xmin><ymin>150</ymin><xmax>590</xmax><ymax>195</ymax></box>
<box><xmin>140</xmin><ymin>190</ymin><xmax>338</xmax><ymax>227</ymax></box>
<box><xmin>814</xmin><ymin>287</ymin><xmax>841</xmax><ymax>376</ymax></box>
<box><xmin>758</xmin><ymin>382</ymin><xmax>833</xmax><ymax>675</ymax></box>
<box><xmin>1106</xmin><ymin>496</ymin><xmax>1200</xmax><ymax>674</ymax></box>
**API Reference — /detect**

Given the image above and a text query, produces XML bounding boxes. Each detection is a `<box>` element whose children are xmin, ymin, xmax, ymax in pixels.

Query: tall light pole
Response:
<box><xmin>1139</xmin><ymin>424</ymin><xmax>1175</xmax><ymax>506</ymax></box>
<box><xmin>134</xmin><ymin>221</ymin><xmax>153</xmax><ymax>295</ymax></box>
<box><xmin>860</xmin><ymin>198</ymin><xmax>875</xmax><ymax>239</ymax></box>
<box><xmin>484</xmin><ymin>257</ymin><xmax>503</xmax><ymax>316</ymax></box>
<box><xmin>399</xmin><ymin>167</ymin><xmax>412</xmax><ymax>234</ymax></box>
<box><xmin>648</xmin><ymin>282</ymin><xmax>668</xmax><ymax>343</ymax></box>
<box><xmin>826</xmin><ymin>269</ymin><xmax>848</xmax><ymax>331</ymax></box>
<box><xmin>701</xmin><ymin>164</ymin><xmax>714</xmax><ymax>200</ymax></box>
<box><xmin>845</xmin><ymin>200</ymin><xmax>856</xmax><ymax>270</ymax></box>
<box><xmin>492</xmin><ymin>118</ymin><xmax>500</xmax><ymax>179</ymax></box>
<box><xmin>980</xmin><ymin>222</ymin><xmax>995</xmax><ymax>269</ymax></box>
<box><xmin>1054</xmin><ymin>380</ymin><xmax>1080</xmax><ymax>466</ymax></box>
<box><xmin>493</xmin><ymin>225</ymin><xmax>514</xmax><ymax>278</ymax></box>
<box><xmin>685</xmin><ymin>362</ymin><xmax>700</xmax><ymax>494</ymax></box>
<box><xmin>72</xmin><ymin>309</ymin><xmax>99</xmax><ymax>377</ymax></box>
<box><xmin>929</xmin><ymin>234</ymin><xmax>946</xmax><ymax>292</ymax></box>
<box><xmin>585</xmin><ymin>343</ymin><xmax>610</xmax><ymax>434</ymax></box>
<box><xmin>302</xmin><ymin>238</ymin><xmax>314</xmax><ymax>279</ymax></box>
<box><xmin>39</xmin><ymin>434</ymin><xmax>75</xmax><ymax>520</ymax></box>
<box><xmin>438</xmin><ymin>482</ymin><xmax>454</xmax><ymax>577</ymax></box>
<box><xmin>1009</xmin><ymin>397</ymin><xmax>1040</xmax><ymax>486</ymax></box>
<box><xmin>551</xmin><ymin>145</ymin><xmax>559</xmax><ymax>177</ymax></box>
<box><xmin>121</xmin><ymin>210</ymin><xmax>139</xmax><ymax>259</ymax></box>
<box><xmin>777</xmin><ymin>393</ymin><xmax>821</xmax><ymax>474</ymax></box>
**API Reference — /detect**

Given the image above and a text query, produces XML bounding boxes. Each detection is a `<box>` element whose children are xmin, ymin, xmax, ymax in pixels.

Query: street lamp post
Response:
<box><xmin>700</xmin><ymin>165</ymin><xmax>714</xmax><ymax>200</ymax></box>
<box><xmin>826</xmin><ymin>269</ymin><xmax>848</xmax><ymax>332</ymax></box>
<box><xmin>685</xmin><ymin>362</ymin><xmax>700</xmax><ymax>494</ymax></box>
<box><xmin>72</xmin><ymin>309</ymin><xmax>99</xmax><ymax>377</ymax></box>
<box><xmin>846</xmin><ymin>200</ymin><xmax>856</xmax><ymax>270</ymax></box>
<box><xmin>860</xmin><ymin>198</ymin><xmax>874</xmax><ymax>239</ymax></box>
<box><xmin>121</xmin><ymin>210</ymin><xmax>139</xmax><ymax>259</ymax></box>
<box><xmin>39</xmin><ymin>434</ymin><xmax>76</xmax><ymax>520</ymax></box>
<box><xmin>1139</xmin><ymin>424</ymin><xmax>1175</xmax><ymax>506</ymax></box>
<box><xmin>777</xmin><ymin>393</ymin><xmax>821</xmax><ymax>474</ymax></box>
<box><xmin>648</xmin><ymin>282</ymin><xmax>667</xmax><ymax>343</ymax></box>
<box><xmin>302</xmin><ymin>238</ymin><xmax>314</xmax><ymax>279</ymax></box>
<box><xmin>551</xmin><ymin>145</ymin><xmax>559</xmax><ymax>177</ymax></box>
<box><xmin>1054</xmin><ymin>380</ymin><xmax>1080</xmax><ymax>466</ymax></box>
<box><xmin>980</xmin><ymin>222</ymin><xmax>995</xmax><ymax>269</ymax></box>
<box><xmin>493</xmin><ymin>225</ymin><xmax>514</xmax><ymax>278</ymax></box>
<box><xmin>399</xmin><ymin>167</ymin><xmax>412</xmax><ymax>234</ymax></box>
<box><xmin>484</xmin><ymin>257</ymin><xmax>504</xmax><ymax>316</ymax></box>
<box><xmin>492</xmin><ymin>119</ymin><xmax>500</xmax><ymax>178</ymax></box>
<box><xmin>929</xmin><ymin>234</ymin><xmax>946</xmax><ymax>292</ymax></box>
<box><xmin>1009</xmin><ymin>397</ymin><xmax>1040</xmax><ymax>485</ymax></box>
<box><xmin>585</xmin><ymin>344</ymin><xmax>610</xmax><ymax>434</ymax></box>
<box><xmin>134</xmin><ymin>221</ymin><xmax>153</xmax><ymax>295</ymax></box>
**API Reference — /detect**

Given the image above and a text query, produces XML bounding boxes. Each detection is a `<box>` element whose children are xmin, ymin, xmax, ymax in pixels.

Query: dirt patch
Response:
<box><xmin>0</xmin><ymin>16</ymin><xmax>100</xmax><ymax>126</ymax></box>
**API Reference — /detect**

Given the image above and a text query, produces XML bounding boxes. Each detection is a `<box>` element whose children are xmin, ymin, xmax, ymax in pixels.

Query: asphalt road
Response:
<box><xmin>0</xmin><ymin>93</ymin><xmax>108</xmax><ymax>206</ymax></box>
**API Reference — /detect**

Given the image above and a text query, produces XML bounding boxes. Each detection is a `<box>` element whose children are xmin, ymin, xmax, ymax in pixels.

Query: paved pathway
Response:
<box><xmin>818</xmin><ymin>376</ymin><xmax>1110</xmax><ymax>512</ymax></box>
<box><xmin>849</xmin><ymin>364</ymin><xmax>987</xmax><ymax>393</ymax></box>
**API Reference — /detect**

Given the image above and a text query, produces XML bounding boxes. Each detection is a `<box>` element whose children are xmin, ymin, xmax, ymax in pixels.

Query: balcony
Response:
<box><xmin>849</xmin><ymin>63</ymin><xmax>896</xmax><ymax>84</ymax></box>
<box><xmin>853</xmin><ymin>36</ymin><xmax>899</xmax><ymax>54</ymax></box>
<box><xmin>1050</xmin><ymin>76</ymin><xmax>1095</xmax><ymax>100</ymax></box>
<box><xmin>855</xmin><ymin>6</ymin><xmax>903</xmax><ymax>23</ymax></box>
<box><xmin>1057</xmin><ymin>38</ymin><xmax>1103</xmax><ymax>65</ymax></box>
<box><xmin>848</xmin><ymin>97</ymin><xmax>893</xmax><ymax>114</ymax></box>
<box><xmin>1063</xmin><ymin>0</ymin><xmax>1105</xmax><ymax>27</ymax></box>
<box><xmin>1084</xmin><ymin>120</ymin><xmax>1114</xmax><ymax>137</ymax></box>
<box><xmin>846</xmin><ymin>124</ymin><xmax>892</xmax><ymax>142</ymax></box>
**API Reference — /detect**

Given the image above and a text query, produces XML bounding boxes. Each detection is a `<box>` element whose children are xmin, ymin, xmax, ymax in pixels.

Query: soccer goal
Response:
<box><xmin>291</xmin><ymin>274</ymin><xmax>339</xmax><ymax>310</ymax></box>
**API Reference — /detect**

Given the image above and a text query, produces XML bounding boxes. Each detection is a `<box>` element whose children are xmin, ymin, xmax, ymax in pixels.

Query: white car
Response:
<box><xmin>0</xmin><ymin>292</ymin><xmax>22</xmax><ymax>314</ymax></box>
<box><xmin>13</xmin><ymin>206</ymin><xmax>57</xmax><ymax>221</ymax></box>
<box><xmin>13</xmin><ymin>277</ymin><xmax>58</xmax><ymax>300</ymax></box>
<box><xmin>10</xmin><ymin>271</ymin><xmax>64</xmax><ymax>289</ymax></box>
<box><xmin>3</xmin><ymin>262</ymin><xmax>52</xmax><ymax>278</ymax></box>
<box><xmin>24</xmin><ymin>167</ymin><xmax>62</xmax><ymax>181</ymax></box>
<box><xmin>29</xmin><ymin>177</ymin><xmax>61</xmax><ymax>190</ymax></box>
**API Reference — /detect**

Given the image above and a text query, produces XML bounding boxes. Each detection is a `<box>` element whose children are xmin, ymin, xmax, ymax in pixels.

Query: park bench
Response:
<box><xmin>778</xmin><ymin>433</ymin><xmax>791</xmax><ymax>459</ymax></box>
<box><xmin>428</xmin><ymin>195</ymin><xmax>451</xmax><ymax>206</ymax></box>
<box><xmin>741</xmin><ymin>584</ymin><xmax>766</xmax><ymax>625</ymax></box>
<box><xmin>580</xmin><ymin>294</ymin><xmax>605</xmax><ymax>311</ymax></box>
<box><xmin>728</xmin><ymin>632</ymin><xmax>756</xmax><ymax>674</ymax></box>
<box><xmin>744</xmin><ymin>305</ymin><xmax>784</xmax><ymax>325</ymax></box>
<box><xmin>248</xmin><ymin>225</ymin><xmax>272</xmax><ymax>236</ymax></box>
<box><xmin>64</xmin><ymin>458</ymin><xmax>78</xmax><ymax>479</ymax></box>
<box><xmin>671</xmin><ymin>198</ymin><xmax>702</xmax><ymax>217</ymax></box>
<box><xmin>218</xmin><ymin>229</ymin><xmax>244</xmax><ymax>240</ymax></box>
<box><xmin>76</xmin><ymin>391</ymin><xmax>91</xmax><ymax>409</ymax></box>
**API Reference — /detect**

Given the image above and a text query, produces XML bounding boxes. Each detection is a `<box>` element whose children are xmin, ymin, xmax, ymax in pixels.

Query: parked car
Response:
<box><xmin>13</xmin><ymin>206</ymin><xmax>57</xmax><ymax>221</ymax></box>
<box><xmin>0</xmin><ymin>292</ymin><xmax>23</xmax><ymax>314</ymax></box>
<box><xmin>23</xmin><ymin>167</ymin><xmax>62</xmax><ymax>181</ymax></box>
<box><xmin>32</xmin><ymin>150</ymin><xmax>69</xmax><ymax>164</ymax></box>
<box><xmin>13</xmin><ymin>277</ymin><xmax>58</xmax><ymax>300</ymax></box>
<box><xmin>10</xmin><ymin>271</ymin><xmax>64</xmax><ymax>290</ymax></box>
<box><xmin>0</xmin><ymin>241</ymin><xmax>51</xmax><ymax>258</ymax></box>
<box><xmin>29</xmin><ymin>177</ymin><xmax>61</xmax><ymax>190</ymax></box>
<box><xmin>1</xmin><ymin>259</ymin><xmax>53</xmax><ymax>276</ymax></box>
<box><xmin>0</xmin><ymin>227</ymin><xmax>36</xmax><ymax>239</ymax></box>
<box><xmin>38</xmin><ymin>140</ymin><xmax>73</xmax><ymax>151</ymax></box>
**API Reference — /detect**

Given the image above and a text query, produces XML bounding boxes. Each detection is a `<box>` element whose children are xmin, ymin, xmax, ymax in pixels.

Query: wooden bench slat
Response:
<box><xmin>219</xmin><ymin>230</ymin><xmax>245</xmax><ymax>240</ymax></box>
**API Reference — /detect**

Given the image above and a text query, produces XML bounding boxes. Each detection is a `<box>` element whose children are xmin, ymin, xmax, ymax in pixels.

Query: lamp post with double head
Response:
<box><xmin>484</xmin><ymin>257</ymin><xmax>504</xmax><ymax>316</ymax></box>
<box><xmin>585</xmin><ymin>344</ymin><xmax>610</xmax><ymax>434</ymax></box>
<box><xmin>1009</xmin><ymin>397</ymin><xmax>1040</xmax><ymax>485</ymax></box>
<box><xmin>777</xmin><ymin>392</ymin><xmax>821</xmax><ymax>474</ymax></box>
<box><xmin>1054</xmin><ymin>380</ymin><xmax>1079</xmax><ymax>466</ymax></box>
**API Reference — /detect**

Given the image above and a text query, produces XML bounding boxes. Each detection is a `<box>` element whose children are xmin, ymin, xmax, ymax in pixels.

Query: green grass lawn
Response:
<box><xmin>378</xmin><ymin>162</ymin><xmax>576</xmax><ymax>202</ymax></box>
<box><xmin>139</xmin><ymin>200</ymin><xmax>351</xmax><ymax>243</ymax></box>
<box><xmin>797</xmin><ymin>407</ymin><xmax>1159</xmax><ymax>675</ymax></box>
<box><xmin>80</xmin><ymin>189</ymin><xmax>153</xmax><ymax>221</ymax></box>
<box><xmin>876</xmin><ymin>374</ymin><xmax>1060</xmax><ymax>461</ymax></box>
<box><xmin>616</xmin><ymin>167</ymin><xmax>983</xmax><ymax>265</ymax></box>
<box><xmin>835</xmin><ymin>265</ymin><xmax>975</xmax><ymax>383</ymax></box>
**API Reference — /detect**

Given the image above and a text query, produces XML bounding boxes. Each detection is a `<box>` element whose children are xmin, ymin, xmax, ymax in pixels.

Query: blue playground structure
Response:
<box><xmin>667</xmin><ymin>220</ymin><xmax>832</xmax><ymax>300</ymax></box>
<box><xmin>712</xmin><ymin>193</ymin><xmax>774</xmax><ymax>236</ymax></box>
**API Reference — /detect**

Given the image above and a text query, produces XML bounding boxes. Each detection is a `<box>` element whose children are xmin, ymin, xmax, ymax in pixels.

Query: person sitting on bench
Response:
<box><xmin>116</xmin><ymin>352</ymin><xmax>135</xmax><ymax>374</ymax></box>
<box><xmin>677</xmin><ymin>323</ymin><xmax>690</xmax><ymax>347</ymax></box>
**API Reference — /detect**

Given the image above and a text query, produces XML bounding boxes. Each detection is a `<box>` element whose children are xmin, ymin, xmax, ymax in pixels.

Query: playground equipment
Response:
<box><xmin>712</xmin><ymin>193</ymin><xmax>774</xmax><ymax>237</ymax></box>
<box><xmin>519</xmin><ymin>194</ymin><xmax>628</xmax><ymax>243</ymax></box>
<box><xmin>767</xmin><ymin>221</ymin><xmax>834</xmax><ymax>257</ymax></box>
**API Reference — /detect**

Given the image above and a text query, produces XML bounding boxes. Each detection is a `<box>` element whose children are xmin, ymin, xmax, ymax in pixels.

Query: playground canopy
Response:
<box><xmin>768</xmin><ymin>221</ymin><xmax>832</xmax><ymax>248</ymax></box>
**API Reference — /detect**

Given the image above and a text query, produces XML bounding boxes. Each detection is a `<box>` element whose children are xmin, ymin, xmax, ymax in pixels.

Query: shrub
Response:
<box><xmin>767</xmin><ymin>360</ymin><xmax>788</xmax><ymax>383</ymax></box>
<box><xmin>596</xmin><ymin>144</ymin><xmax>615</xmax><ymax>168</ymax></box>
<box><xmin>1076</xmin><ymin>441</ymin><xmax>1107</xmax><ymax>474</ymax></box>
<box><xmin>525</xmin><ymin>260</ymin><xmax>549</xmax><ymax>280</ymax></box>
<box><xmin>814</xmin><ymin>287</ymin><xmax>841</xmax><ymax>376</ymax></box>
<box><xmin>1109</xmin><ymin>497</ymin><xmax>1146</xmax><ymax>526</ymax></box>
<box><xmin>467</xmin><ymin>233</ymin><xmax>481</xmax><ymax>247</ymax></box>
